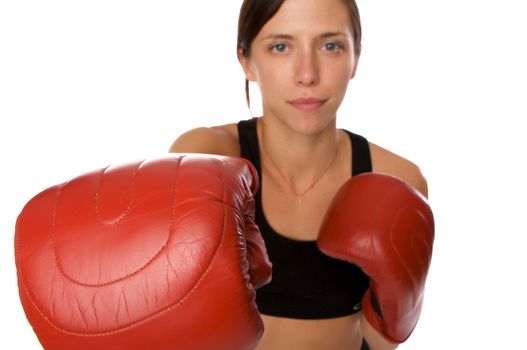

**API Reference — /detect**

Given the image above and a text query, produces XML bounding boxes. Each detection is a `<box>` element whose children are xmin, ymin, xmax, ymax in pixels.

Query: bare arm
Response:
<box><xmin>370</xmin><ymin>142</ymin><xmax>429</xmax><ymax>198</ymax></box>
<box><xmin>169</xmin><ymin>125</ymin><xmax>240</xmax><ymax>157</ymax></box>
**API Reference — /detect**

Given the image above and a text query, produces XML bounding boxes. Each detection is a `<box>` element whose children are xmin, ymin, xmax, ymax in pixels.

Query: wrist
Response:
<box><xmin>360</xmin><ymin>312</ymin><xmax>399</xmax><ymax>350</ymax></box>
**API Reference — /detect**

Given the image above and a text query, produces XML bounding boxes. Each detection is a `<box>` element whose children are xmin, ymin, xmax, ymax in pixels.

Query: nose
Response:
<box><xmin>295</xmin><ymin>50</ymin><xmax>319</xmax><ymax>87</ymax></box>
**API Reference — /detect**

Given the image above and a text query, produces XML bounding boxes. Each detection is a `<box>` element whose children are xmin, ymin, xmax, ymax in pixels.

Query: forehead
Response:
<box><xmin>259</xmin><ymin>0</ymin><xmax>352</xmax><ymax>37</ymax></box>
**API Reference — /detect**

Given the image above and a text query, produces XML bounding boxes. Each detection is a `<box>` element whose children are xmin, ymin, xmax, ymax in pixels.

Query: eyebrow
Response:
<box><xmin>320</xmin><ymin>31</ymin><xmax>350</xmax><ymax>39</ymax></box>
<box><xmin>261</xmin><ymin>31</ymin><xmax>350</xmax><ymax>41</ymax></box>
<box><xmin>261</xmin><ymin>34</ymin><xmax>293</xmax><ymax>42</ymax></box>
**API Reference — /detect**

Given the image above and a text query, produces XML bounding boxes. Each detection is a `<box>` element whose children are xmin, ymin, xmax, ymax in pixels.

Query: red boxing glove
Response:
<box><xmin>15</xmin><ymin>154</ymin><xmax>271</xmax><ymax>350</ymax></box>
<box><xmin>317</xmin><ymin>173</ymin><xmax>434</xmax><ymax>343</ymax></box>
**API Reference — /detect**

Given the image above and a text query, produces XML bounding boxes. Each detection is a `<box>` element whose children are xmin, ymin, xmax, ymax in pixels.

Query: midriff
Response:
<box><xmin>255</xmin><ymin>313</ymin><xmax>363</xmax><ymax>350</ymax></box>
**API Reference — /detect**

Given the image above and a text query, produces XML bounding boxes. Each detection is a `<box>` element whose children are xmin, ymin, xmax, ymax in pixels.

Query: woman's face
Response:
<box><xmin>239</xmin><ymin>0</ymin><xmax>358</xmax><ymax>134</ymax></box>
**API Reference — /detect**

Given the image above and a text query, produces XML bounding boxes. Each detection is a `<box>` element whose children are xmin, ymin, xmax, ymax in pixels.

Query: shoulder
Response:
<box><xmin>168</xmin><ymin>123</ymin><xmax>240</xmax><ymax>157</ymax></box>
<box><xmin>369</xmin><ymin>141</ymin><xmax>429</xmax><ymax>198</ymax></box>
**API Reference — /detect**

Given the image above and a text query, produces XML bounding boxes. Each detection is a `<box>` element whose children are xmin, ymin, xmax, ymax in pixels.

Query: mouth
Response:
<box><xmin>287</xmin><ymin>98</ymin><xmax>328</xmax><ymax>112</ymax></box>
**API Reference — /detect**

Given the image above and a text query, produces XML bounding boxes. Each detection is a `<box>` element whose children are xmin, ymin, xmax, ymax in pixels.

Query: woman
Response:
<box><xmin>170</xmin><ymin>0</ymin><xmax>428</xmax><ymax>349</ymax></box>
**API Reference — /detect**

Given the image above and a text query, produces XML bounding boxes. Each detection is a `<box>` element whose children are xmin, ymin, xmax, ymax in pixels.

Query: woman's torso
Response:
<box><xmin>229</xmin><ymin>119</ymin><xmax>368</xmax><ymax>350</ymax></box>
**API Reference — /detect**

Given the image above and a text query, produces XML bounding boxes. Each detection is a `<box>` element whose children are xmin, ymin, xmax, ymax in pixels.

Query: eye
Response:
<box><xmin>270</xmin><ymin>43</ymin><xmax>289</xmax><ymax>53</ymax></box>
<box><xmin>323</xmin><ymin>42</ymin><xmax>344</xmax><ymax>53</ymax></box>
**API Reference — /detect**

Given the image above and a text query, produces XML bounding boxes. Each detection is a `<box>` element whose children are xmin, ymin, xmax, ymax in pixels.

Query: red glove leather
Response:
<box><xmin>317</xmin><ymin>173</ymin><xmax>434</xmax><ymax>343</ymax></box>
<box><xmin>15</xmin><ymin>154</ymin><xmax>271</xmax><ymax>350</ymax></box>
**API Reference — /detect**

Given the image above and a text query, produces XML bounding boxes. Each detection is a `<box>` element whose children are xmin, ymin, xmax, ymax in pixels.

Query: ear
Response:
<box><xmin>350</xmin><ymin>43</ymin><xmax>361</xmax><ymax>80</ymax></box>
<box><xmin>350</xmin><ymin>54</ymin><xmax>360</xmax><ymax>80</ymax></box>
<box><xmin>237</xmin><ymin>48</ymin><xmax>257</xmax><ymax>82</ymax></box>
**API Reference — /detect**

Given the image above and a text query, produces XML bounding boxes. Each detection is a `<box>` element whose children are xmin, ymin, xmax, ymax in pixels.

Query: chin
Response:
<box><xmin>291</xmin><ymin>113</ymin><xmax>337</xmax><ymax>135</ymax></box>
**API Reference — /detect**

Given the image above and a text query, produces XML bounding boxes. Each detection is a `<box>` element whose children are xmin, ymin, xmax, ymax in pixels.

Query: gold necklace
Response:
<box><xmin>261</xmin><ymin>134</ymin><xmax>339</xmax><ymax>205</ymax></box>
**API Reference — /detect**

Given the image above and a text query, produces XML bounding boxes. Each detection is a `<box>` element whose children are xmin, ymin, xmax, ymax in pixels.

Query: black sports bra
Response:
<box><xmin>237</xmin><ymin>118</ymin><xmax>371</xmax><ymax>319</ymax></box>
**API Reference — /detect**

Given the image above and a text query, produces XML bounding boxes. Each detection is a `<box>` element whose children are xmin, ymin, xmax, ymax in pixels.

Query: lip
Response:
<box><xmin>287</xmin><ymin>98</ymin><xmax>327</xmax><ymax>112</ymax></box>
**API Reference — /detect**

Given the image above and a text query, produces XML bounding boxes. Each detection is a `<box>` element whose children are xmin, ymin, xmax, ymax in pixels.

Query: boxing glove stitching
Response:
<box><xmin>94</xmin><ymin>165</ymin><xmax>138</xmax><ymax>226</ymax></box>
<box><xmin>51</xmin><ymin>159</ymin><xmax>177</xmax><ymax>287</ymax></box>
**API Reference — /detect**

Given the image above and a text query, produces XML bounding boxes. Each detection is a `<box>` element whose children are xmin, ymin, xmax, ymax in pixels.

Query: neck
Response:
<box><xmin>257</xmin><ymin>116</ymin><xmax>341</xmax><ymax>195</ymax></box>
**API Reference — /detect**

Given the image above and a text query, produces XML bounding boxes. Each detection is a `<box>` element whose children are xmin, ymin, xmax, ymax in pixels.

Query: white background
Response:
<box><xmin>1</xmin><ymin>0</ymin><xmax>526</xmax><ymax>348</ymax></box>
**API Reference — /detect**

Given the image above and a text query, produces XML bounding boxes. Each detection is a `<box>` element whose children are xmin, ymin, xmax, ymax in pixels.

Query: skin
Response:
<box><xmin>170</xmin><ymin>0</ymin><xmax>428</xmax><ymax>348</ymax></box>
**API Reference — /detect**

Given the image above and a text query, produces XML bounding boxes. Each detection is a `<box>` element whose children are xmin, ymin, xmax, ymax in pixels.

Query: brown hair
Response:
<box><xmin>237</xmin><ymin>0</ymin><xmax>362</xmax><ymax>106</ymax></box>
